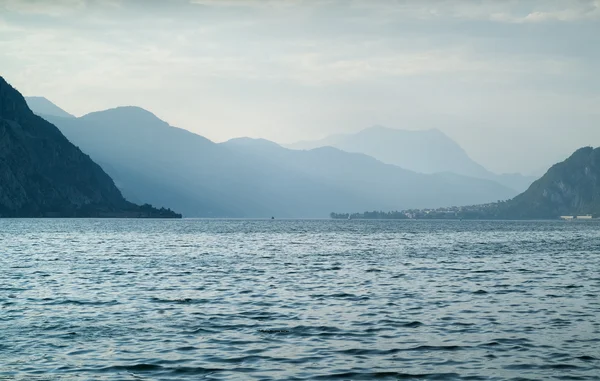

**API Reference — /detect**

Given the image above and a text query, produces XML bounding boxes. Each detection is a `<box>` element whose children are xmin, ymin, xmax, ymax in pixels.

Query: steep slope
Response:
<box><xmin>288</xmin><ymin>126</ymin><xmax>536</xmax><ymax>192</ymax></box>
<box><xmin>289</xmin><ymin>126</ymin><xmax>486</xmax><ymax>175</ymax></box>
<box><xmin>25</xmin><ymin>96</ymin><xmax>75</xmax><ymax>119</ymax></box>
<box><xmin>0</xmin><ymin>77</ymin><xmax>180</xmax><ymax>218</ymax></box>
<box><xmin>224</xmin><ymin>138</ymin><xmax>518</xmax><ymax>212</ymax></box>
<box><xmin>44</xmin><ymin>110</ymin><xmax>239</xmax><ymax>217</ymax></box>
<box><xmin>495</xmin><ymin>147</ymin><xmax>600</xmax><ymax>218</ymax></box>
<box><xmin>43</xmin><ymin>108</ymin><xmax>517</xmax><ymax>218</ymax></box>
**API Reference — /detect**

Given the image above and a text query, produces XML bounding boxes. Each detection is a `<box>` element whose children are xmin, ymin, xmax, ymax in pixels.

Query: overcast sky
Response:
<box><xmin>1</xmin><ymin>0</ymin><xmax>599</xmax><ymax>173</ymax></box>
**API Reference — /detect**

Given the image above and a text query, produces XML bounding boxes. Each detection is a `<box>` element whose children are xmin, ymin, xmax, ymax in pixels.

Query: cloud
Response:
<box><xmin>3</xmin><ymin>0</ymin><xmax>599</xmax><ymax>24</ymax></box>
<box><xmin>190</xmin><ymin>0</ymin><xmax>308</xmax><ymax>7</ymax></box>
<box><xmin>0</xmin><ymin>0</ymin><xmax>587</xmax><ymax>90</ymax></box>
<box><xmin>522</xmin><ymin>5</ymin><xmax>600</xmax><ymax>23</ymax></box>
<box><xmin>0</xmin><ymin>0</ymin><xmax>87</xmax><ymax>16</ymax></box>
<box><xmin>268</xmin><ymin>48</ymin><xmax>576</xmax><ymax>86</ymax></box>
<box><xmin>1</xmin><ymin>0</ymin><xmax>598</xmax><ymax>175</ymax></box>
<box><xmin>192</xmin><ymin>0</ymin><xmax>600</xmax><ymax>23</ymax></box>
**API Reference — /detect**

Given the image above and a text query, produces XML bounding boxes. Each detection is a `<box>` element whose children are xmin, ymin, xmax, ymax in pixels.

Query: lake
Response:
<box><xmin>1</xmin><ymin>219</ymin><xmax>599</xmax><ymax>380</ymax></box>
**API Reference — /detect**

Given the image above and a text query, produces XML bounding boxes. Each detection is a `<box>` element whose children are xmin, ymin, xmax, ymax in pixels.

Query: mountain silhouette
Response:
<box><xmin>36</xmin><ymin>104</ymin><xmax>517</xmax><ymax>217</ymax></box>
<box><xmin>288</xmin><ymin>126</ymin><xmax>536</xmax><ymax>192</ymax></box>
<box><xmin>0</xmin><ymin>77</ymin><xmax>180</xmax><ymax>218</ymax></box>
<box><xmin>25</xmin><ymin>96</ymin><xmax>75</xmax><ymax>119</ymax></box>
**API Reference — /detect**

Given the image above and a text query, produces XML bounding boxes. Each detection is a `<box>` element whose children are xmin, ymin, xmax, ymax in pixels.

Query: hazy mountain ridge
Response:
<box><xmin>223</xmin><ymin>138</ymin><xmax>518</xmax><ymax>211</ymax></box>
<box><xmin>0</xmin><ymin>77</ymin><xmax>180</xmax><ymax>218</ymax></box>
<box><xmin>25</xmin><ymin>96</ymin><xmax>75</xmax><ymax>119</ymax></box>
<box><xmin>32</xmin><ymin>100</ymin><xmax>517</xmax><ymax>218</ymax></box>
<box><xmin>289</xmin><ymin>126</ymin><xmax>485</xmax><ymax>174</ymax></box>
<box><xmin>288</xmin><ymin>126</ymin><xmax>537</xmax><ymax>192</ymax></box>
<box><xmin>41</xmin><ymin>113</ymin><xmax>238</xmax><ymax>217</ymax></box>
<box><xmin>334</xmin><ymin>147</ymin><xmax>600</xmax><ymax>220</ymax></box>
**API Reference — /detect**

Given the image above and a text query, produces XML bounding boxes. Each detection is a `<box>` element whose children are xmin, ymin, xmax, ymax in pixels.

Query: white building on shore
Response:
<box><xmin>560</xmin><ymin>215</ymin><xmax>593</xmax><ymax>220</ymax></box>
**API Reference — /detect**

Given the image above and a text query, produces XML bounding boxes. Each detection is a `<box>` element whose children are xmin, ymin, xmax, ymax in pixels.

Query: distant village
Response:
<box><xmin>560</xmin><ymin>215</ymin><xmax>593</xmax><ymax>220</ymax></box>
<box><xmin>330</xmin><ymin>203</ymin><xmax>501</xmax><ymax>220</ymax></box>
<box><xmin>331</xmin><ymin>203</ymin><xmax>597</xmax><ymax>220</ymax></box>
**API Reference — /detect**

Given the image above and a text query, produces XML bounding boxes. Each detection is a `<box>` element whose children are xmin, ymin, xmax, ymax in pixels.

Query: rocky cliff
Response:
<box><xmin>0</xmin><ymin>76</ymin><xmax>180</xmax><ymax>218</ymax></box>
<box><xmin>496</xmin><ymin>147</ymin><xmax>600</xmax><ymax>219</ymax></box>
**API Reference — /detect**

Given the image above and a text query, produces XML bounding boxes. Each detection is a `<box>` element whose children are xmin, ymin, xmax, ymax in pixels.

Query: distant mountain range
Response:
<box><xmin>24</xmin><ymin>96</ymin><xmax>75</xmax><ymax>119</ymax></box>
<box><xmin>0</xmin><ymin>77</ymin><xmax>180</xmax><ymax>217</ymax></box>
<box><xmin>334</xmin><ymin>146</ymin><xmax>600</xmax><ymax>220</ymax></box>
<box><xmin>288</xmin><ymin>126</ymin><xmax>537</xmax><ymax>193</ymax></box>
<box><xmin>27</xmin><ymin>99</ymin><xmax>518</xmax><ymax>218</ymax></box>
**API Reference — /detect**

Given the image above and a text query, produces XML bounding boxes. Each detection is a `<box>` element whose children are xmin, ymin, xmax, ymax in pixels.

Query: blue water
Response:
<box><xmin>1</xmin><ymin>219</ymin><xmax>599</xmax><ymax>380</ymax></box>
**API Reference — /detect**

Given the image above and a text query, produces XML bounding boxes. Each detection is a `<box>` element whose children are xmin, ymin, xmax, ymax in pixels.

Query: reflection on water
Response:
<box><xmin>1</xmin><ymin>219</ymin><xmax>599</xmax><ymax>380</ymax></box>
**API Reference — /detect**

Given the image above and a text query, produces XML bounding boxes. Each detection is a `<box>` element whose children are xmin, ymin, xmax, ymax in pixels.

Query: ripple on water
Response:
<box><xmin>1</xmin><ymin>219</ymin><xmax>599</xmax><ymax>380</ymax></box>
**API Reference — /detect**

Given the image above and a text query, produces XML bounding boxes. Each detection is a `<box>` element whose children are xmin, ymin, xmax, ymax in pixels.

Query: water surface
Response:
<box><xmin>1</xmin><ymin>219</ymin><xmax>599</xmax><ymax>380</ymax></box>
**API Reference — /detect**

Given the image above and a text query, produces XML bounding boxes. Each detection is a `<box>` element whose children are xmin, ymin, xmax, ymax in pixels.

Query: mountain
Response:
<box><xmin>25</xmin><ymin>96</ymin><xmax>75</xmax><ymax>119</ymax></box>
<box><xmin>493</xmin><ymin>147</ymin><xmax>600</xmax><ymax>219</ymax></box>
<box><xmin>348</xmin><ymin>147</ymin><xmax>600</xmax><ymax>220</ymax></box>
<box><xmin>223</xmin><ymin>137</ymin><xmax>517</xmax><ymax>210</ymax></box>
<box><xmin>0</xmin><ymin>77</ymin><xmax>180</xmax><ymax>218</ymax></box>
<box><xmin>288</xmin><ymin>126</ymin><xmax>536</xmax><ymax>192</ymax></box>
<box><xmin>41</xmin><ymin>107</ymin><xmax>517</xmax><ymax>218</ymax></box>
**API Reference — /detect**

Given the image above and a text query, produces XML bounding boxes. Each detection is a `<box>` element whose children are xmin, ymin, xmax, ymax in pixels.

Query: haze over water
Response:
<box><xmin>1</xmin><ymin>219</ymin><xmax>599</xmax><ymax>380</ymax></box>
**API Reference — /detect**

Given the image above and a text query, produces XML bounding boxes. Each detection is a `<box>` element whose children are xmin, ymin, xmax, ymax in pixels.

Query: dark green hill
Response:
<box><xmin>331</xmin><ymin>147</ymin><xmax>600</xmax><ymax>220</ymax></box>
<box><xmin>494</xmin><ymin>147</ymin><xmax>600</xmax><ymax>219</ymax></box>
<box><xmin>0</xmin><ymin>76</ymin><xmax>180</xmax><ymax>218</ymax></box>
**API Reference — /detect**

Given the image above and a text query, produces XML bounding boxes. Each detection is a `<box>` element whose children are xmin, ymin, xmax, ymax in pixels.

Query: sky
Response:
<box><xmin>1</xmin><ymin>0</ymin><xmax>599</xmax><ymax>174</ymax></box>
